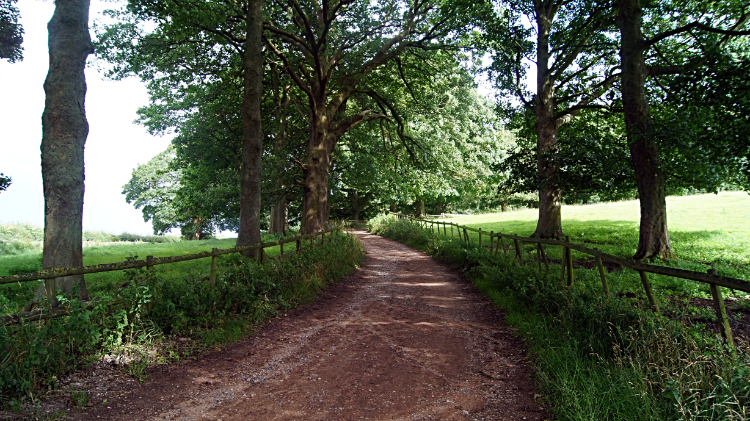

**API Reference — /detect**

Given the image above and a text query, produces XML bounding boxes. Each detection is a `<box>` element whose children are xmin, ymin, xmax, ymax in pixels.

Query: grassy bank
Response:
<box><xmin>0</xmin><ymin>231</ymin><xmax>364</xmax><ymax>407</ymax></box>
<box><xmin>448</xmin><ymin>192</ymin><xmax>750</xmax><ymax>283</ymax></box>
<box><xmin>370</xmin><ymin>213</ymin><xmax>750</xmax><ymax>420</ymax></box>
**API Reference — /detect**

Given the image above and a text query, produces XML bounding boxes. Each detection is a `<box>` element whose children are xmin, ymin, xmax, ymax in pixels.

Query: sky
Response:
<box><xmin>0</xmin><ymin>0</ymin><xmax>173</xmax><ymax>235</ymax></box>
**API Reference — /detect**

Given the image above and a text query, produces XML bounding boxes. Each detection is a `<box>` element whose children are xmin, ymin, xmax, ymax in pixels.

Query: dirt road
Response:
<box><xmin>72</xmin><ymin>230</ymin><xmax>547</xmax><ymax>420</ymax></box>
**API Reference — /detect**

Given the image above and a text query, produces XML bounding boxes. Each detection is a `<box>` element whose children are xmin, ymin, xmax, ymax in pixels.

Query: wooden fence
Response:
<box><xmin>0</xmin><ymin>226</ymin><xmax>344</xmax><ymax>326</ymax></box>
<box><xmin>395</xmin><ymin>213</ymin><xmax>749</xmax><ymax>348</ymax></box>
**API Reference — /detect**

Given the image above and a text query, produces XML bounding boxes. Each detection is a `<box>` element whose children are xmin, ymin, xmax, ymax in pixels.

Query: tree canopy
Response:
<box><xmin>0</xmin><ymin>172</ymin><xmax>10</xmax><ymax>193</ymax></box>
<box><xmin>0</xmin><ymin>0</ymin><xmax>23</xmax><ymax>62</ymax></box>
<box><xmin>90</xmin><ymin>0</ymin><xmax>750</xmax><ymax>261</ymax></box>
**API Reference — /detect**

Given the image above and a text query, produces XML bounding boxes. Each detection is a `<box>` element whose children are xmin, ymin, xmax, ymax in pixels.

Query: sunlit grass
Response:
<box><xmin>0</xmin><ymin>236</ymin><xmax>296</xmax><ymax>313</ymax></box>
<box><xmin>441</xmin><ymin>192</ymin><xmax>750</xmax><ymax>297</ymax></box>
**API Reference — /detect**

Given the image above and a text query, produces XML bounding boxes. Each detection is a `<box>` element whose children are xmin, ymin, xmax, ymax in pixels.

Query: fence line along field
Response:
<box><xmin>399</xmin><ymin>191</ymin><xmax>750</xmax><ymax>348</ymax></box>
<box><xmin>0</xmin><ymin>226</ymin><xmax>341</xmax><ymax>319</ymax></box>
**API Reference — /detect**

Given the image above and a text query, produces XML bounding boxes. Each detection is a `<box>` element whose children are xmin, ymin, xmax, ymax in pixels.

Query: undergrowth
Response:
<box><xmin>0</xmin><ymin>232</ymin><xmax>364</xmax><ymax>408</ymax></box>
<box><xmin>371</xmin><ymin>215</ymin><xmax>750</xmax><ymax>421</ymax></box>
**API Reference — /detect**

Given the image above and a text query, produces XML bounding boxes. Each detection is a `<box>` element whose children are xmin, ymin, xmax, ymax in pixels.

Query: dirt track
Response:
<box><xmin>71</xmin><ymin>230</ymin><xmax>547</xmax><ymax>420</ymax></box>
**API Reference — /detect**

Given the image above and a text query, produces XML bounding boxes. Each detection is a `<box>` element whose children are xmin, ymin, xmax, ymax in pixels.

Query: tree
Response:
<box><xmin>0</xmin><ymin>0</ymin><xmax>23</xmax><ymax>62</ymax></box>
<box><xmin>329</xmin><ymin>63</ymin><xmax>508</xmax><ymax>219</ymax></box>
<box><xmin>96</xmin><ymin>0</ymin><xmax>264</xmax><ymax>255</ymax></box>
<box><xmin>264</xmin><ymin>0</ymin><xmax>492</xmax><ymax>233</ymax></box>
<box><xmin>0</xmin><ymin>172</ymin><xmax>10</xmax><ymax>193</ymax></box>
<box><xmin>123</xmin><ymin>147</ymin><xmax>240</xmax><ymax>239</ymax></box>
<box><xmin>655</xmin><ymin>50</ymin><xmax>750</xmax><ymax>192</ymax></box>
<box><xmin>617</xmin><ymin>0</ymin><xmax>750</xmax><ymax>259</ymax></box>
<box><xmin>496</xmin><ymin>109</ymin><xmax>636</xmax><ymax>204</ymax></box>
<box><xmin>32</xmin><ymin>0</ymin><xmax>95</xmax><ymax>309</ymax></box>
<box><xmin>488</xmin><ymin>0</ymin><xmax>620</xmax><ymax>238</ymax></box>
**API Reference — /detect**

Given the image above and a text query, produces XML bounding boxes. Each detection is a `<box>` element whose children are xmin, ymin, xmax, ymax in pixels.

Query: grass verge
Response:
<box><xmin>371</xmin><ymin>215</ymin><xmax>750</xmax><ymax>421</ymax></box>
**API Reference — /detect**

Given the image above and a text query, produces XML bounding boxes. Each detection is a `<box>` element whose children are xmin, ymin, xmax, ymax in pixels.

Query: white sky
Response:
<box><xmin>0</xmin><ymin>0</ymin><xmax>172</xmax><ymax>235</ymax></box>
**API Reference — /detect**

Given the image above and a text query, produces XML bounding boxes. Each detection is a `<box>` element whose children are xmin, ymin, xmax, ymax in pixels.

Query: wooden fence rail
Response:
<box><xmin>394</xmin><ymin>213</ymin><xmax>746</xmax><ymax>347</ymax></box>
<box><xmin>0</xmin><ymin>226</ymin><xmax>344</xmax><ymax>326</ymax></box>
<box><xmin>0</xmin><ymin>227</ymin><xmax>342</xmax><ymax>285</ymax></box>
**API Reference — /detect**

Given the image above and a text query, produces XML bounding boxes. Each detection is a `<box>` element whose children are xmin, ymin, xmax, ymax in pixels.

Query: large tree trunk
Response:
<box><xmin>236</xmin><ymin>0</ymin><xmax>263</xmax><ymax>257</ymax></box>
<box><xmin>415</xmin><ymin>199</ymin><xmax>425</xmax><ymax>217</ymax></box>
<box><xmin>619</xmin><ymin>0</ymin><xmax>675</xmax><ymax>260</ymax></box>
<box><xmin>301</xmin><ymin>114</ymin><xmax>331</xmax><ymax>234</ymax></box>
<box><xmin>532</xmin><ymin>10</ymin><xmax>564</xmax><ymax>239</ymax></box>
<box><xmin>33</xmin><ymin>0</ymin><xmax>94</xmax><ymax>309</ymax></box>
<box><xmin>269</xmin><ymin>197</ymin><xmax>287</xmax><ymax>235</ymax></box>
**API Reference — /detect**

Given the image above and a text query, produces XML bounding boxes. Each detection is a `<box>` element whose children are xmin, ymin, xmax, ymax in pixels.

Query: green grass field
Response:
<box><xmin>0</xmin><ymin>234</ymin><xmax>290</xmax><ymax>314</ymax></box>
<box><xmin>443</xmin><ymin>191</ymin><xmax>750</xmax><ymax>298</ymax></box>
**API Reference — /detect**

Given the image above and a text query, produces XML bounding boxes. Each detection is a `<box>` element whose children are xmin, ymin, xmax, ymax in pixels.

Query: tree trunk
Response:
<box><xmin>301</xmin><ymin>113</ymin><xmax>331</xmax><ymax>234</ymax></box>
<box><xmin>390</xmin><ymin>203</ymin><xmax>397</xmax><ymax>213</ymax></box>
<box><xmin>269</xmin><ymin>196</ymin><xmax>287</xmax><ymax>235</ymax></box>
<box><xmin>415</xmin><ymin>199</ymin><xmax>425</xmax><ymax>217</ymax></box>
<box><xmin>236</xmin><ymin>0</ymin><xmax>263</xmax><ymax>257</ymax></box>
<box><xmin>619</xmin><ymin>0</ymin><xmax>675</xmax><ymax>260</ymax></box>
<box><xmin>531</xmin><ymin>8</ymin><xmax>564</xmax><ymax>239</ymax></box>
<box><xmin>349</xmin><ymin>191</ymin><xmax>371</xmax><ymax>221</ymax></box>
<box><xmin>34</xmin><ymin>0</ymin><xmax>94</xmax><ymax>308</ymax></box>
<box><xmin>191</xmin><ymin>217</ymin><xmax>205</xmax><ymax>240</ymax></box>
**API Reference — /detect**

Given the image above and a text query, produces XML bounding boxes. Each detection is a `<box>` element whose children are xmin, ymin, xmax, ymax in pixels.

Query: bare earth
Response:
<box><xmin>69</xmin><ymin>230</ymin><xmax>548</xmax><ymax>421</ymax></box>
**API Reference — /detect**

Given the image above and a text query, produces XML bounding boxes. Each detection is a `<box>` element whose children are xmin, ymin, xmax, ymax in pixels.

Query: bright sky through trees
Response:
<box><xmin>0</xmin><ymin>0</ymin><xmax>172</xmax><ymax>235</ymax></box>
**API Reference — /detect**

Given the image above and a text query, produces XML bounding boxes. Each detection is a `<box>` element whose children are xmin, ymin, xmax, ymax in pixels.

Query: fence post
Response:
<box><xmin>443</xmin><ymin>222</ymin><xmax>447</xmax><ymax>236</ymax></box>
<box><xmin>513</xmin><ymin>238</ymin><xmax>522</xmax><ymax>262</ymax></box>
<box><xmin>479</xmin><ymin>228</ymin><xmax>482</xmax><ymax>248</ymax></box>
<box><xmin>499</xmin><ymin>237</ymin><xmax>507</xmax><ymax>256</ymax></box>
<box><xmin>146</xmin><ymin>255</ymin><xmax>154</xmax><ymax>271</ymax></box>
<box><xmin>559</xmin><ymin>247</ymin><xmax>567</xmax><ymax>286</ymax></box>
<box><xmin>565</xmin><ymin>236</ymin><xmax>574</xmax><ymax>285</ymax></box>
<box><xmin>210</xmin><ymin>248</ymin><xmax>218</xmax><ymax>290</ymax></box>
<box><xmin>539</xmin><ymin>243</ymin><xmax>549</xmax><ymax>271</ymax></box>
<box><xmin>45</xmin><ymin>278</ymin><xmax>56</xmax><ymax>311</ymax></box>
<box><xmin>296</xmin><ymin>238</ymin><xmax>301</xmax><ymax>252</ymax></box>
<box><xmin>260</xmin><ymin>244</ymin><xmax>265</xmax><ymax>265</ymax></box>
<box><xmin>638</xmin><ymin>271</ymin><xmax>659</xmax><ymax>313</ymax></box>
<box><xmin>451</xmin><ymin>224</ymin><xmax>454</xmax><ymax>237</ymax></box>
<box><xmin>708</xmin><ymin>269</ymin><xmax>734</xmax><ymax>348</ymax></box>
<box><xmin>280</xmin><ymin>242</ymin><xmax>284</xmax><ymax>257</ymax></box>
<box><xmin>463</xmin><ymin>228</ymin><xmax>469</xmax><ymax>245</ymax></box>
<box><xmin>489</xmin><ymin>231</ymin><xmax>494</xmax><ymax>253</ymax></box>
<box><xmin>596</xmin><ymin>257</ymin><xmax>610</xmax><ymax>296</ymax></box>
<box><xmin>536</xmin><ymin>243</ymin><xmax>542</xmax><ymax>273</ymax></box>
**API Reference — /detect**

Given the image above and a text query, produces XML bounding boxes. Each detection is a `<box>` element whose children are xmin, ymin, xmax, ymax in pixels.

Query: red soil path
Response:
<box><xmin>69</xmin><ymin>230</ymin><xmax>548</xmax><ymax>420</ymax></box>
